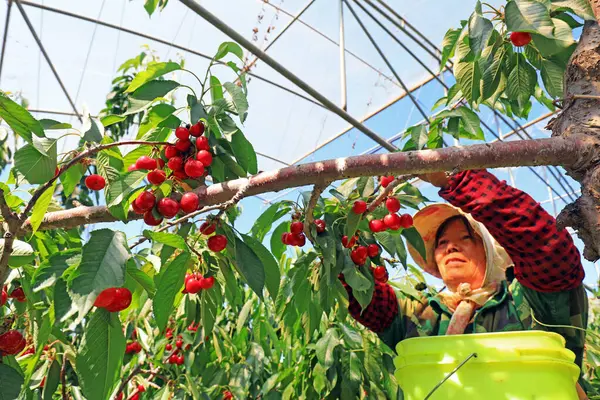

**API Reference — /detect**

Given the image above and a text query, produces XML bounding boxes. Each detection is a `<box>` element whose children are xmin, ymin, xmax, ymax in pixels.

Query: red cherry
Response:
<box><xmin>133</xmin><ymin>342</ymin><xmax>142</xmax><ymax>353</ymax></box>
<box><xmin>186</xmin><ymin>277</ymin><xmax>202</xmax><ymax>294</ymax></box>
<box><xmin>166</xmin><ymin>343</ymin><xmax>173</xmax><ymax>351</ymax></box>
<box><xmin>128</xmin><ymin>164</ymin><xmax>139</xmax><ymax>172</ymax></box>
<box><xmin>176</xmin><ymin>339</ymin><xmax>183</xmax><ymax>348</ymax></box>
<box><xmin>166</xmin><ymin>328</ymin><xmax>173</xmax><ymax>339</ymax></box>
<box><xmin>94</xmin><ymin>287</ymin><xmax>118</xmax><ymax>308</ymax></box>
<box><xmin>314</xmin><ymin>219</ymin><xmax>326</xmax><ymax>233</ymax></box>
<box><xmin>385</xmin><ymin>197</ymin><xmax>401</xmax><ymax>213</ymax></box>
<box><xmin>85</xmin><ymin>174</ymin><xmax>106</xmax><ymax>191</ymax></box>
<box><xmin>510</xmin><ymin>31</ymin><xmax>531</xmax><ymax>47</ymax></box>
<box><xmin>184</xmin><ymin>160</ymin><xmax>205</xmax><ymax>178</ymax></box>
<box><xmin>351</xmin><ymin>246</ymin><xmax>368</xmax><ymax>265</ymax></box>
<box><xmin>175</xmin><ymin>139</ymin><xmax>191</xmax><ymax>152</ymax></box>
<box><xmin>177</xmin><ymin>355</ymin><xmax>185</xmax><ymax>365</ymax></box>
<box><xmin>135</xmin><ymin>191</ymin><xmax>156</xmax><ymax>212</ymax></box>
<box><xmin>380</xmin><ymin>176</ymin><xmax>394</xmax><ymax>188</ymax></box>
<box><xmin>131</xmin><ymin>393</ymin><xmax>140</xmax><ymax>400</ymax></box>
<box><xmin>352</xmin><ymin>200</ymin><xmax>367</xmax><ymax>214</ymax></box>
<box><xmin>180</xmin><ymin>192</ymin><xmax>199</xmax><ymax>214</ymax></box>
<box><xmin>208</xmin><ymin>235</ymin><xmax>228</xmax><ymax>252</ymax></box>
<box><xmin>157</xmin><ymin>159</ymin><xmax>165</xmax><ymax>169</ymax></box>
<box><xmin>201</xmin><ymin>276</ymin><xmax>215</xmax><ymax>289</ymax></box>
<box><xmin>400</xmin><ymin>213</ymin><xmax>413</xmax><ymax>229</ymax></box>
<box><xmin>196</xmin><ymin>136</ymin><xmax>210</xmax><ymax>151</ymax></box>
<box><xmin>223</xmin><ymin>391</ymin><xmax>234</xmax><ymax>400</ymax></box>
<box><xmin>165</xmin><ymin>145</ymin><xmax>179</xmax><ymax>159</ymax></box>
<box><xmin>373</xmin><ymin>266</ymin><xmax>387</xmax><ymax>281</ymax></box>
<box><xmin>290</xmin><ymin>233</ymin><xmax>306</xmax><ymax>247</ymax></box>
<box><xmin>0</xmin><ymin>287</ymin><xmax>7</xmax><ymax>306</ymax></box>
<box><xmin>157</xmin><ymin>198</ymin><xmax>180</xmax><ymax>219</ymax></box>
<box><xmin>138</xmin><ymin>385</ymin><xmax>146</xmax><ymax>393</ymax></box>
<box><xmin>143</xmin><ymin>211</ymin><xmax>163</xmax><ymax>226</ymax></box>
<box><xmin>104</xmin><ymin>288</ymin><xmax>132</xmax><ymax>312</ymax></box>
<box><xmin>367</xmin><ymin>244</ymin><xmax>379</xmax><ymax>258</ymax></box>
<box><xmin>281</xmin><ymin>232</ymin><xmax>291</xmax><ymax>245</ymax></box>
<box><xmin>189</xmin><ymin>122</ymin><xmax>205</xmax><ymax>137</ymax></box>
<box><xmin>200</xmin><ymin>221</ymin><xmax>216</xmax><ymax>235</ymax></box>
<box><xmin>115</xmin><ymin>392</ymin><xmax>124</xmax><ymax>400</ymax></box>
<box><xmin>173</xmin><ymin>170</ymin><xmax>188</xmax><ymax>180</ymax></box>
<box><xmin>167</xmin><ymin>156</ymin><xmax>184</xmax><ymax>171</ymax></box>
<box><xmin>290</xmin><ymin>221</ymin><xmax>304</xmax><ymax>235</ymax></box>
<box><xmin>175</xmin><ymin>127</ymin><xmax>190</xmax><ymax>140</ymax></box>
<box><xmin>9</xmin><ymin>287</ymin><xmax>26</xmax><ymax>302</ymax></box>
<box><xmin>369</xmin><ymin>219</ymin><xmax>385</xmax><ymax>233</ymax></box>
<box><xmin>342</xmin><ymin>235</ymin><xmax>357</xmax><ymax>249</ymax></box>
<box><xmin>147</xmin><ymin>170</ymin><xmax>167</xmax><ymax>185</ymax></box>
<box><xmin>196</xmin><ymin>150</ymin><xmax>213</xmax><ymax>167</ymax></box>
<box><xmin>168</xmin><ymin>353</ymin><xmax>178</xmax><ymax>364</ymax></box>
<box><xmin>135</xmin><ymin>156</ymin><xmax>158</xmax><ymax>171</ymax></box>
<box><xmin>40</xmin><ymin>376</ymin><xmax>46</xmax><ymax>388</ymax></box>
<box><xmin>0</xmin><ymin>330</ymin><xmax>26</xmax><ymax>355</ymax></box>
<box><xmin>383</xmin><ymin>213</ymin><xmax>402</xmax><ymax>231</ymax></box>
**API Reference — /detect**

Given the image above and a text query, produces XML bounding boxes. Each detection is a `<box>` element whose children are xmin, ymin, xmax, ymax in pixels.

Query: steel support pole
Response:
<box><xmin>339</xmin><ymin>0</ymin><xmax>347</xmax><ymax>111</ymax></box>
<box><xmin>179</xmin><ymin>0</ymin><xmax>398</xmax><ymax>151</ymax></box>
<box><xmin>0</xmin><ymin>0</ymin><xmax>13</xmax><ymax>83</ymax></box>
<box><xmin>13</xmin><ymin>0</ymin><xmax>82</xmax><ymax>122</ymax></box>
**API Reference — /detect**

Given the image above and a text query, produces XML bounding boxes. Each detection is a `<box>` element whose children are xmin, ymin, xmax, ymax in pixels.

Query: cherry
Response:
<box><xmin>373</xmin><ymin>266</ymin><xmax>388</xmax><ymax>282</ymax></box>
<box><xmin>115</xmin><ymin>392</ymin><xmax>124</xmax><ymax>400</ymax></box>
<box><xmin>293</xmin><ymin>233</ymin><xmax>306</xmax><ymax>247</ymax></box>
<box><xmin>166</xmin><ymin>343</ymin><xmax>173</xmax><ymax>351</ymax></box>
<box><xmin>128</xmin><ymin>164</ymin><xmax>139</xmax><ymax>172</ymax></box>
<box><xmin>40</xmin><ymin>376</ymin><xmax>46</xmax><ymax>388</ymax></box>
<box><xmin>510</xmin><ymin>31</ymin><xmax>531</xmax><ymax>47</ymax></box>
<box><xmin>380</xmin><ymin>176</ymin><xmax>394</xmax><ymax>188</ymax></box>
<box><xmin>168</xmin><ymin>353</ymin><xmax>178</xmax><ymax>364</ymax></box>
<box><xmin>196</xmin><ymin>150</ymin><xmax>213</xmax><ymax>167</ymax></box>
<box><xmin>177</xmin><ymin>355</ymin><xmax>185</xmax><ymax>365</ymax></box>
<box><xmin>104</xmin><ymin>288</ymin><xmax>132</xmax><ymax>312</ymax></box>
<box><xmin>85</xmin><ymin>174</ymin><xmax>106</xmax><ymax>191</ymax></box>
<box><xmin>0</xmin><ymin>330</ymin><xmax>26</xmax><ymax>355</ymax></box>
<box><xmin>137</xmin><ymin>385</ymin><xmax>146</xmax><ymax>393</ymax></box>
<box><xmin>131</xmin><ymin>393</ymin><xmax>140</xmax><ymax>400</ymax></box>
<box><xmin>196</xmin><ymin>136</ymin><xmax>210</xmax><ymax>151</ymax></box>
<box><xmin>290</xmin><ymin>221</ymin><xmax>304</xmax><ymax>235</ymax></box>
<box><xmin>367</xmin><ymin>244</ymin><xmax>379</xmax><ymax>258</ymax></box>
<box><xmin>147</xmin><ymin>169</ymin><xmax>166</xmax><ymax>186</ymax></box>
<box><xmin>189</xmin><ymin>122</ymin><xmax>205</xmax><ymax>137</ymax></box>
<box><xmin>314</xmin><ymin>219</ymin><xmax>326</xmax><ymax>233</ymax></box>
<box><xmin>200</xmin><ymin>276</ymin><xmax>215</xmax><ymax>289</ymax></box>
<box><xmin>130</xmin><ymin>342</ymin><xmax>142</xmax><ymax>353</ymax></box>
<box><xmin>135</xmin><ymin>191</ymin><xmax>156</xmax><ymax>212</ymax></box>
<box><xmin>342</xmin><ymin>235</ymin><xmax>357</xmax><ymax>249</ymax></box>
<box><xmin>157</xmin><ymin>198</ymin><xmax>180</xmax><ymax>219</ymax></box>
<box><xmin>186</xmin><ymin>277</ymin><xmax>202</xmax><ymax>294</ymax></box>
<box><xmin>157</xmin><ymin>159</ymin><xmax>165</xmax><ymax>169</ymax></box>
<box><xmin>351</xmin><ymin>246</ymin><xmax>368</xmax><ymax>265</ymax></box>
<box><xmin>130</xmin><ymin>200</ymin><xmax>145</xmax><ymax>214</ymax></box>
<box><xmin>175</xmin><ymin>139</ymin><xmax>192</xmax><ymax>152</ymax></box>
<box><xmin>94</xmin><ymin>288</ymin><xmax>119</xmax><ymax>308</ymax></box>
<box><xmin>173</xmin><ymin>170</ymin><xmax>188</xmax><ymax>180</ymax></box>
<box><xmin>383</xmin><ymin>213</ymin><xmax>402</xmax><ymax>231</ymax></box>
<box><xmin>143</xmin><ymin>211</ymin><xmax>163</xmax><ymax>226</ymax></box>
<box><xmin>167</xmin><ymin>156</ymin><xmax>184</xmax><ymax>171</ymax></box>
<box><xmin>165</xmin><ymin>145</ymin><xmax>179</xmax><ymax>159</ymax></box>
<box><xmin>0</xmin><ymin>287</ymin><xmax>7</xmax><ymax>306</ymax></box>
<box><xmin>208</xmin><ymin>235</ymin><xmax>228</xmax><ymax>252</ymax></box>
<box><xmin>281</xmin><ymin>232</ymin><xmax>291</xmax><ymax>245</ymax></box>
<box><xmin>180</xmin><ymin>192</ymin><xmax>199</xmax><ymax>213</ymax></box>
<box><xmin>352</xmin><ymin>200</ymin><xmax>367</xmax><ymax>214</ymax></box>
<box><xmin>223</xmin><ymin>391</ymin><xmax>234</xmax><ymax>400</ymax></box>
<box><xmin>400</xmin><ymin>213</ymin><xmax>413</xmax><ymax>229</ymax></box>
<box><xmin>369</xmin><ymin>219</ymin><xmax>385</xmax><ymax>233</ymax></box>
<box><xmin>166</xmin><ymin>328</ymin><xmax>173</xmax><ymax>339</ymax></box>
<box><xmin>175</xmin><ymin>127</ymin><xmax>190</xmax><ymax>140</ymax></box>
<box><xmin>9</xmin><ymin>287</ymin><xmax>26</xmax><ymax>302</ymax></box>
<box><xmin>385</xmin><ymin>197</ymin><xmax>401</xmax><ymax>213</ymax></box>
<box><xmin>135</xmin><ymin>156</ymin><xmax>158</xmax><ymax>171</ymax></box>
<box><xmin>176</xmin><ymin>339</ymin><xmax>183</xmax><ymax>348</ymax></box>
<box><xmin>200</xmin><ymin>221</ymin><xmax>216</xmax><ymax>235</ymax></box>
<box><xmin>184</xmin><ymin>160</ymin><xmax>205</xmax><ymax>178</ymax></box>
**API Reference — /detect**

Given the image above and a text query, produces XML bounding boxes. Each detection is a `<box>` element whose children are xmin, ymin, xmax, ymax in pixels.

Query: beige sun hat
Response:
<box><xmin>406</xmin><ymin>203</ymin><xmax>513</xmax><ymax>284</ymax></box>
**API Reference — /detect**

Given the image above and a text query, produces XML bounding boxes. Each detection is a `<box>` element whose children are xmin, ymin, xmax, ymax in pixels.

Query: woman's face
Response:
<box><xmin>433</xmin><ymin>218</ymin><xmax>486</xmax><ymax>291</ymax></box>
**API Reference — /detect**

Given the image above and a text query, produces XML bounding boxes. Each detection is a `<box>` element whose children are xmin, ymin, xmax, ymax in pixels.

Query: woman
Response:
<box><xmin>342</xmin><ymin>169</ymin><xmax>589</xmax><ymax>396</ymax></box>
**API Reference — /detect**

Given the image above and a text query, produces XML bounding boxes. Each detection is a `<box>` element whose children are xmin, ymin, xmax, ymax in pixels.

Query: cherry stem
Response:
<box><xmin>367</xmin><ymin>175</ymin><xmax>415</xmax><ymax>213</ymax></box>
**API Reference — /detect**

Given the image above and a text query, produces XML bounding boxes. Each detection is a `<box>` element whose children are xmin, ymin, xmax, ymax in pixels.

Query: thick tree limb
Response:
<box><xmin>19</xmin><ymin>136</ymin><xmax>590</xmax><ymax>234</ymax></box>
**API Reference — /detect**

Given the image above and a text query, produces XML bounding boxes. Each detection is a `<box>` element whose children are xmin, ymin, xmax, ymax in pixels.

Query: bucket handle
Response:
<box><xmin>423</xmin><ymin>352</ymin><xmax>478</xmax><ymax>400</ymax></box>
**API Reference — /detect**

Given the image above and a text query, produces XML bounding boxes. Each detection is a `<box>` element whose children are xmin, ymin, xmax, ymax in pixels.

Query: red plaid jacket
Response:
<box><xmin>342</xmin><ymin>170</ymin><xmax>585</xmax><ymax>333</ymax></box>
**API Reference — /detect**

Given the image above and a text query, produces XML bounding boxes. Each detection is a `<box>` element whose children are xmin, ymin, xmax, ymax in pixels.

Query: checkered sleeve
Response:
<box><xmin>439</xmin><ymin>170</ymin><xmax>584</xmax><ymax>292</ymax></box>
<box><xmin>339</xmin><ymin>274</ymin><xmax>399</xmax><ymax>333</ymax></box>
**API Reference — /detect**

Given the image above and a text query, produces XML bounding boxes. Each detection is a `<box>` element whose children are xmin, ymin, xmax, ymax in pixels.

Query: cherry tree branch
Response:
<box><xmin>0</xmin><ymin>188</ymin><xmax>16</xmax><ymax>223</ymax></box>
<box><xmin>61</xmin><ymin>355</ymin><xmax>68</xmax><ymax>400</ymax></box>
<box><xmin>19</xmin><ymin>136</ymin><xmax>590</xmax><ymax>235</ymax></box>
<box><xmin>303</xmin><ymin>180</ymin><xmax>332</xmax><ymax>242</ymax></box>
<box><xmin>115</xmin><ymin>364</ymin><xmax>143</xmax><ymax>398</ymax></box>
<box><xmin>367</xmin><ymin>174</ymin><xmax>415</xmax><ymax>212</ymax></box>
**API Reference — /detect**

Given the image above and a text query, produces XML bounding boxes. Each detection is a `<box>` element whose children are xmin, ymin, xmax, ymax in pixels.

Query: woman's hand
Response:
<box><xmin>418</xmin><ymin>172</ymin><xmax>449</xmax><ymax>188</ymax></box>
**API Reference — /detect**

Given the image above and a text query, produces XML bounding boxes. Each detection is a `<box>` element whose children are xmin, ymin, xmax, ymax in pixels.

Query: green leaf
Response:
<box><xmin>440</xmin><ymin>27</ymin><xmax>462</xmax><ymax>70</ymax></box>
<box><xmin>233</xmin><ymin>236</ymin><xmax>266</xmax><ymax>298</ymax></box>
<box><xmin>505</xmin><ymin>0</ymin><xmax>554</xmax><ymax>37</ymax></box>
<box><xmin>0</xmin><ymin>364</ymin><xmax>24</xmax><ymax>399</ymax></box>
<box><xmin>468</xmin><ymin>7</ymin><xmax>493</xmax><ymax>58</ymax></box>
<box><xmin>0</xmin><ymin>239</ymin><xmax>35</xmax><ymax>267</ymax></box>
<box><xmin>153</xmin><ymin>252</ymin><xmax>191</xmax><ymax>332</ymax></box>
<box><xmin>481</xmin><ymin>46</ymin><xmax>506</xmax><ymax>100</ymax></box>
<box><xmin>455</xmin><ymin>59</ymin><xmax>481</xmax><ymax>104</ymax></box>
<box><xmin>342</xmin><ymin>263</ymin><xmax>371</xmax><ymax>291</ymax></box>
<box><xmin>455</xmin><ymin>107</ymin><xmax>483</xmax><ymax>139</ymax></box>
<box><xmin>60</xmin><ymin>163</ymin><xmax>85</xmax><ymax>197</ymax></box>
<box><xmin>100</xmin><ymin>115</ymin><xmax>126</xmax><ymax>127</ymax></box>
<box><xmin>251</xmin><ymin>202</ymin><xmax>288</xmax><ymax>241</ymax></box>
<box><xmin>143</xmin><ymin>230</ymin><xmax>188</xmax><ymax>250</ymax></box>
<box><xmin>531</xmin><ymin>18</ymin><xmax>575</xmax><ymax>57</ymax></box>
<box><xmin>137</xmin><ymin>104</ymin><xmax>176</xmax><ymax>138</ymax></box>
<box><xmin>29</xmin><ymin>182</ymin><xmax>56</xmax><ymax>235</ymax></box>
<box><xmin>68</xmin><ymin>229</ymin><xmax>130</xmax><ymax>318</ymax></box>
<box><xmin>105</xmin><ymin>170</ymin><xmax>147</xmax><ymax>208</ymax></box>
<box><xmin>210</xmin><ymin>75</ymin><xmax>224</xmax><ymax>103</ymax></box>
<box><xmin>42</xmin><ymin>361</ymin><xmax>61</xmax><ymax>400</ymax></box>
<box><xmin>270</xmin><ymin>221</ymin><xmax>290</xmax><ymax>260</ymax></box>
<box><xmin>231</xmin><ymin>130</ymin><xmax>258</xmax><ymax>175</ymax></box>
<box><xmin>39</xmin><ymin>119</ymin><xmax>71</xmax><ymax>130</ymax></box>
<box><xmin>76</xmin><ymin>309</ymin><xmax>126</xmax><ymax>400</ymax></box>
<box><xmin>14</xmin><ymin>141</ymin><xmax>57</xmax><ymax>184</ymax></box>
<box><xmin>402</xmin><ymin>227</ymin><xmax>426</xmax><ymax>261</ymax></box>
<box><xmin>315</xmin><ymin>328</ymin><xmax>340</xmax><ymax>368</ymax></box>
<box><xmin>32</xmin><ymin>250</ymin><xmax>81</xmax><ymax>292</ymax></box>
<box><xmin>394</xmin><ymin>234</ymin><xmax>408</xmax><ymax>268</ymax></box>
<box><xmin>241</xmin><ymin>233</ymin><xmax>280</xmax><ymax>301</ymax></box>
<box><xmin>345</xmin><ymin>210</ymin><xmax>362</xmax><ymax>239</ymax></box>
<box><xmin>224</xmin><ymin>82</ymin><xmax>249</xmax><ymax>122</ymax></box>
<box><xmin>200</xmin><ymin>284</ymin><xmax>220</xmax><ymax>336</ymax></box>
<box><xmin>507</xmin><ymin>55</ymin><xmax>537</xmax><ymax>102</ymax></box>
<box><xmin>126</xmin><ymin>260</ymin><xmax>156</xmax><ymax>297</ymax></box>
<box><xmin>236</xmin><ymin>298</ymin><xmax>253</xmax><ymax>334</ymax></box>
<box><xmin>541</xmin><ymin>58</ymin><xmax>565</xmax><ymax>98</ymax></box>
<box><xmin>131</xmin><ymin>80</ymin><xmax>179</xmax><ymax>101</ymax></box>
<box><xmin>82</xmin><ymin>116</ymin><xmax>104</xmax><ymax>143</ymax></box>
<box><xmin>126</xmin><ymin>62</ymin><xmax>181</xmax><ymax>93</ymax></box>
<box><xmin>374</xmin><ymin>231</ymin><xmax>396</xmax><ymax>258</ymax></box>
<box><xmin>0</xmin><ymin>94</ymin><xmax>44</xmax><ymax>143</ymax></box>
<box><xmin>409</xmin><ymin>124</ymin><xmax>428</xmax><ymax>150</ymax></box>
<box><xmin>215</xmin><ymin>42</ymin><xmax>244</xmax><ymax>60</ymax></box>
<box><xmin>551</xmin><ymin>0</ymin><xmax>595</xmax><ymax>20</ymax></box>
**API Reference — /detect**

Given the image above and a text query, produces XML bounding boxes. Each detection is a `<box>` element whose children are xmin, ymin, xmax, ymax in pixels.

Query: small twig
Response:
<box><xmin>214</xmin><ymin>181</ymin><xmax>252</xmax><ymax>220</ymax></box>
<box><xmin>186</xmin><ymin>239</ymin><xmax>204</xmax><ymax>259</ymax></box>
<box><xmin>115</xmin><ymin>365</ymin><xmax>143</xmax><ymax>398</ymax></box>
<box><xmin>61</xmin><ymin>355</ymin><xmax>68</xmax><ymax>400</ymax></box>
<box><xmin>0</xmin><ymin>188</ymin><xmax>16</xmax><ymax>222</ymax></box>
<box><xmin>303</xmin><ymin>180</ymin><xmax>331</xmax><ymax>242</ymax></box>
<box><xmin>0</xmin><ymin>232</ymin><xmax>16</xmax><ymax>290</ymax></box>
<box><xmin>367</xmin><ymin>174</ymin><xmax>415</xmax><ymax>213</ymax></box>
